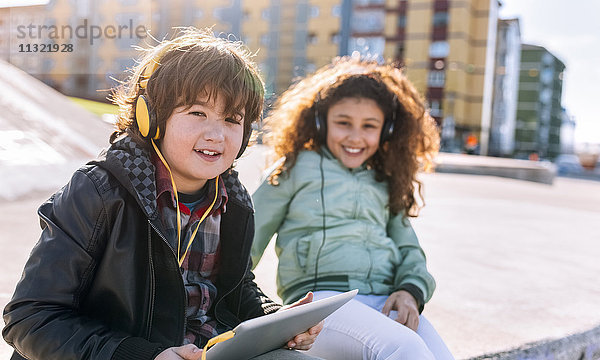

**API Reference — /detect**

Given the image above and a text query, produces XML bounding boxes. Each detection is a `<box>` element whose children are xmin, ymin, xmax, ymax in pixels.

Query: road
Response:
<box><xmin>1</xmin><ymin>145</ymin><xmax>600</xmax><ymax>359</ymax></box>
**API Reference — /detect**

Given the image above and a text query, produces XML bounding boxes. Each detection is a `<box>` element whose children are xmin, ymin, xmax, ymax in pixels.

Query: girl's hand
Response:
<box><xmin>381</xmin><ymin>290</ymin><xmax>420</xmax><ymax>331</ymax></box>
<box><xmin>155</xmin><ymin>344</ymin><xmax>203</xmax><ymax>360</ymax></box>
<box><xmin>279</xmin><ymin>292</ymin><xmax>324</xmax><ymax>350</ymax></box>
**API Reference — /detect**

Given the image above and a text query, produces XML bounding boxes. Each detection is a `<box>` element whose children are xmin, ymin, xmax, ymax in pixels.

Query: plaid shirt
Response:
<box><xmin>152</xmin><ymin>151</ymin><xmax>229</xmax><ymax>347</ymax></box>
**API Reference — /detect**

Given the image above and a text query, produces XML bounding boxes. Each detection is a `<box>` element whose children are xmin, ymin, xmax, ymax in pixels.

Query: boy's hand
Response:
<box><xmin>279</xmin><ymin>292</ymin><xmax>324</xmax><ymax>350</ymax></box>
<box><xmin>382</xmin><ymin>290</ymin><xmax>420</xmax><ymax>331</ymax></box>
<box><xmin>155</xmin><ymin>344</ymin><xmax>203</xmax><ymax>360</ymax></box>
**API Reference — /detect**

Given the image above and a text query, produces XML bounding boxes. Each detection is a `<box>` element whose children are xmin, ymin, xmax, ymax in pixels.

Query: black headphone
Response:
<box><xmin>314</xmin><ymin>94</ymin><xmax>397</xmax><ymax>146</ymax></box>
<box><xmin>135</xmin><ymin>54</ymin><xmax>251</xmax><ymax>159</ymax></box>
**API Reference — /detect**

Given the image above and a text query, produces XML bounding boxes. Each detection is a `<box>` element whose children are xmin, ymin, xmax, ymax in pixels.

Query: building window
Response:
<box><xmin>539</xmin><ymin>88</ymin><xmax>552</xmax><ymax>104</ymax></box>
<box><xmin>540</xmin><ymin>68</ymin><xmax>554</xmax><ymax>84</ymax></box>
<box><xmin>262</xmin><ymin>8</ymin><xmax>270</xmax><ymax>20</ymax></box>
<box><xmin>432</xmin><ymin>12</ymin><xmax>448</xmax><ymax>27</ymax></box>
<box><xmin>330</xmin><ymin>32</ymin><xmax>340</xmax><ymax>44</ymax></box>
<box><xmin>260</xmin><ymin>33</ymin><xmax>270</xmax><ymax>46</ymax></box>
<box><xmin>429</xmin><ymin>41</ymin><xmax>449</xmax><ymax>58</ymax></box>
<box><xmin>307</xmin><ymin>33</ymin><xmax>318</xmax><ymax>45</ymax></box>
<box><xmin>348</xmin><ymin>36</ymin><xmax>385</xmax><ymax>60</ymax></box>
<box><xmin>428</xmin><ymin>70</ymin><xmax>445</xmax><ymax>87</ymax></box>
<box><xmin>351</xmin><ymin>9</ymin><xmax>385</xmax><ymax>33</ymax></box>
<box><xmin>542</xmin><ymin>52</ymin><xmax>553</xmax><ymax>65</ymax></box>
<box><xmin>430</xmin><ymin>100</ymin><xmax>442</xmax><ymax>117</ymax></box>
<box><xmin>332</xmin><ymin>4</ymin><xmax>341</xmax><ymax>17</ymax></box>
<box><xmin>309</xmin><ymin>6</ymin><xmax>319</xmax><ymax>18</ymax></box>
<box><xmin>397</xmin><ymin>15</ymin><xmax>406</xmax><ymax>28</ymax></box>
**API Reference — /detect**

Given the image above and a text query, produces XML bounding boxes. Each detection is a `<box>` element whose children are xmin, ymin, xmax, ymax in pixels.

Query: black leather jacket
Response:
<box><xmin>3</xmin><ymin>137</ymin><xmax>280</xmax><ymax>360</ymax></box>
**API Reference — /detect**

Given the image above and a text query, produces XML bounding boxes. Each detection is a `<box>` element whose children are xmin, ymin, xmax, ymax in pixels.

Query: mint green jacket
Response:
<box><xmin>251</xmin><ymin>149</ymin><xmax>435</xmax><ymax>304</ymax></box>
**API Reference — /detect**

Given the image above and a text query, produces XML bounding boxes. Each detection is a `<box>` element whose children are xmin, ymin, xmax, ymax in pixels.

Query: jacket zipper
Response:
<box><xmin>352</xmin><ymin>174</ymin><xmax>360</xmax><ymax>219</ymax></box>
<box><xmin>366</xmin><ymin>245</ymin><xmax>374</xmax><ymax>281</ymax></box>
<box><xmin>213</xmin><ymin>211</ymin><xmax>254</xmax><ymax>329</ymax></box>
<box><xmin>149</xmin><ymin>220</ymin><xmax>187</xmax><ymax>343</ymax></box>
<box><xmin>145</xmin><ymin>223</ymin><xmax>156</xmax><ymax>340</ymax></box>
<box><xmin>213</xmin><ymin>260</ymin><xmax>249</xmax><ymax>329</ymax></box>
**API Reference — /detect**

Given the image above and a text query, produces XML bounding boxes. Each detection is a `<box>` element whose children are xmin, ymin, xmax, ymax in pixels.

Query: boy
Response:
<box><xmin>2</xmin><ymin>28</ymin><xmax>322</xmax><ymax>360</ymax></box>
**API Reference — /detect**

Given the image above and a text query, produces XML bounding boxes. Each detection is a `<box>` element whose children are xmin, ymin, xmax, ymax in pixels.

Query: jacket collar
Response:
<box><xmin>320</xmin><ymin>146</ymin><xmax>369</xmax><ymax>173</ymax></box>
<box><xmin>152</xmin><ymin>149</ymin><xmax>229</xmax><ymax>214</ymax></box>
<box><xmin>90</xmin><ymin>135</ymin><xmax>254</xmax><ymax>219</ymax></box>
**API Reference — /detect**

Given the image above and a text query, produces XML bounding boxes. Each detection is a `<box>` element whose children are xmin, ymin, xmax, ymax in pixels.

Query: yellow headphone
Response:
<box><xmin>135</xmin><ymin>51</ymin><xmax>164</xmax><ymax>140</ymax></box>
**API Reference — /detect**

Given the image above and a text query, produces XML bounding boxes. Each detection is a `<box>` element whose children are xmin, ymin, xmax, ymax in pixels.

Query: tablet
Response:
<box><xmin>205</xmin><ymin>289</ymin><xmax>358</xmax><ymax>360</ymax></box>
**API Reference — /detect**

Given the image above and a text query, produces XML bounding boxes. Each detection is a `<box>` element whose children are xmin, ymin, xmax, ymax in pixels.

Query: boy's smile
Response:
<box><xmin>159</xmin><ymin>94</ymin><xmax>244</xmax><ymax>193</ymax></box>
<box><xmin>326</xmin><ymin>97</ymin><xmax>384</xmax><ymax>169</ymax></box>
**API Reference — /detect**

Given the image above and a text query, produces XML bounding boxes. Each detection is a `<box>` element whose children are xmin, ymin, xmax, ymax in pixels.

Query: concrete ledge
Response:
<box><xmin>434</xmin><ymin>153</ymin><xmax>556</xmax><ymax>184</ymax></box>
<box><xmin>467</xmin><ymin>325</ymin><xmax>600</xmax><ymax>360</ymax></box>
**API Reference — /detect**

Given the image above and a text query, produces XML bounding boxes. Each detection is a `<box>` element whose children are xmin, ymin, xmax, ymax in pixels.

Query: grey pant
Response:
<box><xmin>251</xmin><ymin>349</ymin><xmax>324</xmax><ymax>359</ymax></box>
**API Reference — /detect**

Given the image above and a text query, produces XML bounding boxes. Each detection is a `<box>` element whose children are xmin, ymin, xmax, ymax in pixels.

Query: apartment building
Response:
<box><xmin>514</xmin><ymin>44</ymin><xmax>565</xmax><ymax>160</ymax></box>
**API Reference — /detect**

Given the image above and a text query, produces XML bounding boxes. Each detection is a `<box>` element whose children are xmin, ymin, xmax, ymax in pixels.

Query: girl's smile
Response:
<box><xmin>326</xmin><ymin>97</ymin><xmax>384</xmax><ymax>169</ymax></box>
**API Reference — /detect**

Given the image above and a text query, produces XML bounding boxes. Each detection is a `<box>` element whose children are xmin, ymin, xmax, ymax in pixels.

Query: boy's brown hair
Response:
<box><xmin>110</xmin><ymin>27</ymin><xmax>265</xmax><ymax>149</ymax></box>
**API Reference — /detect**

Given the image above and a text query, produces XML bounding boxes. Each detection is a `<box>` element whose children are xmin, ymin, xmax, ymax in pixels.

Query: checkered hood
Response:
<box><xmin>90</xmin><ymin>136</ymin><xmax>253</xmax><ymax>219</ymax></box>
<box><xmin>221</xmin><ymin>170</ymin><xmax>253</xmax><ymax>211</ymax></box>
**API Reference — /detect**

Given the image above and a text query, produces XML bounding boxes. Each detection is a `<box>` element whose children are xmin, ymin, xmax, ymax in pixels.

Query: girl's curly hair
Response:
<box><xmin>264</xmin><ymin>57</ymin><xmax>440</xmax><ymax>217</ymax></box>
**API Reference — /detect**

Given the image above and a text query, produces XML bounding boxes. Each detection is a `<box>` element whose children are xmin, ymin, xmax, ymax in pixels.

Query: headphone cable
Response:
<box><xmin>151</xmin><ymin>139</ymin><xmax>219</xmax><ymax>267</ymax></box>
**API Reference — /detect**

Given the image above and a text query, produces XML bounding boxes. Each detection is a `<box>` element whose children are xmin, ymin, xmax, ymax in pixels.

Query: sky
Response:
<box><xmin>499</xmin><ymin>0</ymin><xmax>600</xmax><ymax>146</ymax></box>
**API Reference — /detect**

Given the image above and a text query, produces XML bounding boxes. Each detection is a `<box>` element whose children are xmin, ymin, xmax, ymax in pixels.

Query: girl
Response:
<box><xmin>251</xmin><ymin>57</ymin><xmax>454</xmax><ymax>360</ymax></box>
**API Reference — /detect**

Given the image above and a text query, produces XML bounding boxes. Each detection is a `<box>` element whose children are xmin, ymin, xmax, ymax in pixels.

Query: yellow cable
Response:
<box><xmin>201</xmin><ymin>330</ymin><xmax>235</xmax><ymax>360</ymax></box>
<box><xmin>179</xmin><ymin>175</ymin><xmax>219</xmax><ymax>267</ymax></box>
<box><xmin>151</xmin><ymin>140</ymin><xmax>220</xmax><ymax>267</ymax></box>
<box><xmin>152</xmin><ymin>140</ymin><xmax>183</xmax><ymax>260</ymax></box>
